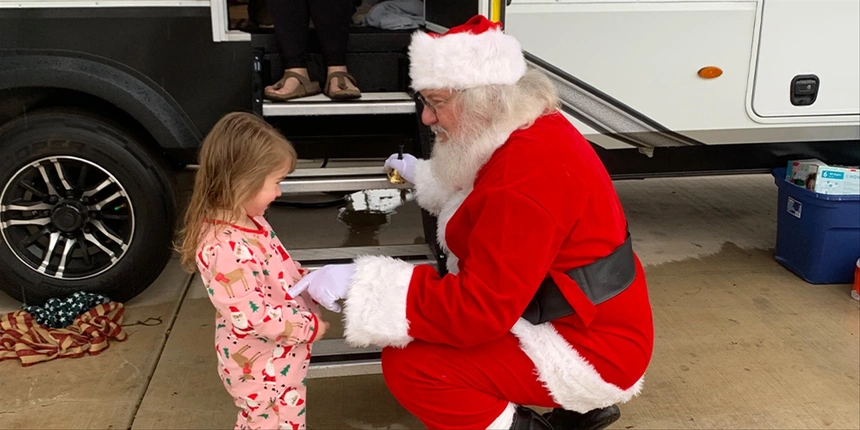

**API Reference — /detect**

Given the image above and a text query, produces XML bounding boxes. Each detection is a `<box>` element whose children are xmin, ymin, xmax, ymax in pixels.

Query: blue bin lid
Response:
<box><xmin>773</xmin><ymin>167</ymin><xmax>860</xmax><ymax>202</ymax></box>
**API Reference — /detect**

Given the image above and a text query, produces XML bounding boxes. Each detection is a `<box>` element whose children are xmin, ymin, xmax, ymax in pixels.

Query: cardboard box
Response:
<box><xmin>809</xmin><ymin>166</ymin><xmax>860</xmax><ymax>195</ymax></box>
<box><xmin>786</xmin><ymin>159</ymin><xmax>808</xmax><ymax>182</ymax></box>
<box><xmin>786</xmin><ymin>159</ymin><xmax>827</xmax><ymax>188</ymax></box>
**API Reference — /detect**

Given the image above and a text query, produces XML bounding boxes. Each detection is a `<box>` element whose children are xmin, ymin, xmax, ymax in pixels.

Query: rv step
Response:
<box><xmin>292</xmin><ymin>244</ymin><xmax>433</xmax><ymax>263</ymax></box>
<box><xmin>279</xmin><ymin>166</ymin><xmax>411</xmax><ymax>193</ymax></box>
<box><xmin>305</xmin><ymin>254</ymin><xmax>437</xmax><ymax>378</ymax></box>
<box><xmin>303</xmin><ymin>258</ymin><xmax>434</xmax><ymax>272</ymax></box>
<box><xmin>308</xmin><ymin>358</ymin><xmax>382</xmax><ymax>379</ymax></box>
<box><xmin>263</xmin><ymin>92</ymin><xmax>415</xmax><ymax>117</ymax></box>
<box><xmin>312</xmin><ymin>339</ymin><xmax>382</xmax><ymax>361</ymax></box>
<box><xmin>308</xmin><ymin>340</ymin><xmax>382</xmax><ymax>378</ymax></box>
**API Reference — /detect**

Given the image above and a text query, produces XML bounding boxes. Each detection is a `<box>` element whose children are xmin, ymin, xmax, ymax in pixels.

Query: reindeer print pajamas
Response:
<box><xmin>197</xmin><ymin>216</ymin><xmax>319</xmax><ymax>430</ymax></box>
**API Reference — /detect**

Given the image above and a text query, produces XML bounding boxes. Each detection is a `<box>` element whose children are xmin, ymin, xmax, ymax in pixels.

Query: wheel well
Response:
<box><xmin>0</xmin><ymin>87</ymin><xmax>186</xmax><ymax>169</ymax></box>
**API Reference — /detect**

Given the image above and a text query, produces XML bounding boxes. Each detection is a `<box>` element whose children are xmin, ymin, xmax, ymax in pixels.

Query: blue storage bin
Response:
<box><xmin>773</xmin><ymin>167</ymin><xmax>860</xmax><ymax>284</ymax></box>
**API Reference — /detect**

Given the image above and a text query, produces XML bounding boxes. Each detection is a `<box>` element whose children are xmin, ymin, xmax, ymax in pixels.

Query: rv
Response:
<box><xmin>1</xmin><ymin>0</ymin><xmax>858</xmax><ymax>328</ymax></box>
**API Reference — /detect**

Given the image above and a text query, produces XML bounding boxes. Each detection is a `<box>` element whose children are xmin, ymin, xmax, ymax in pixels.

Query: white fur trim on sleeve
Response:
<box><xmin>486</xmin><ymin>402</ymin><xmax>517</xmax><ymax>429</ymax></box>
<box><xmin>511</xmin><ymin>319</ymin><xmax>644</xmax><ymax>413</ymax></box>
<box><xmin>409</xmin><ymin>29</ymin><xmax>527</xmax><ymax>91</ymax></box>
<box><xmin>413</xmin><ymin>159</ymin><xmax>455</xmax><ymax>216</ymax></box>
<box><xmin>343</xmin><ymin>255</ymin><xmax>415</xmax><ymax>348</ymax></box>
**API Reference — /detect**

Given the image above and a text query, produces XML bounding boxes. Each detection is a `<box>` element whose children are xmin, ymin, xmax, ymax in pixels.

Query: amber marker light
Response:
<box><xmin>698</xmin><ymin>66</ymin><xmax>723</xmax><ymax>79</ymax></box>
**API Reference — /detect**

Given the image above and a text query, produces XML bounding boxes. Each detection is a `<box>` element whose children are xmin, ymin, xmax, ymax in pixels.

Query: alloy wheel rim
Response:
<box><xmin>0</xmin><ymin>156</ymin><xmax>135</xmax><ymax>280</ymax></box>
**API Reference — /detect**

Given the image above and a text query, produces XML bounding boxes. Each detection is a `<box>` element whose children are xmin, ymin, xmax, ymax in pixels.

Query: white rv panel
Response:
<box><xmin>751</xmin><ymin>0</ymin><xmax>860</xmax><ymax>118</ymax></box>
<box><xmin>505</xmin><ymin>2</ymin><xmax>758</xmax><ymax>140</ymax></box>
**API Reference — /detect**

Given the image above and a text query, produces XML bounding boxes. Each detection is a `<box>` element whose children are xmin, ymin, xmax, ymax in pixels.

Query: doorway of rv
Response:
<box><xmin>424</xmin><ymin>0</ymin><xmax>503</xmax><ymax>32</ymax></box>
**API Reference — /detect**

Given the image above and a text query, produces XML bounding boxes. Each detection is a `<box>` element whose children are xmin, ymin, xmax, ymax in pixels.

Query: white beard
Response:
<box><xmin>428</xmin><ymin>122</ymin><xmax>518</xmax><ymax>192</ymax></box>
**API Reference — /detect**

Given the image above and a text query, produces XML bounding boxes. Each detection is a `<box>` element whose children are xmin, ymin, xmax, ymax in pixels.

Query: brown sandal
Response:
<box><xmin>325</xmin><ymin>71</ymin><xmax>361</xmax><ymax>100</ymax></box>
<box><xmin>264</xmin><ymin>71</ymin><xmax>321</xmax><ymax>102</ymax></box>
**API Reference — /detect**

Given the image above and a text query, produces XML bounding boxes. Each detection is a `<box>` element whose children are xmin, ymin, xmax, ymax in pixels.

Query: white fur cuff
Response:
<box><xmin>486</xmin><ymin>402</ymin><xmax>517</xmax><ymax>429</ymax></box>
<box><xmin>413</xmin><ymin>159</ymin><xmax>454</xmax><ymax>216</ymax></box>
<box><xmin>343</xmin><ymin>255</ymin><xmax>415</xmax><ymax>348</ymax></box>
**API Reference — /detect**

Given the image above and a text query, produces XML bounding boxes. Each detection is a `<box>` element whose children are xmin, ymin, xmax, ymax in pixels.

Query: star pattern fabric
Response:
<box><xmin>23</xmin><ymin>292</ymin><xmax>110</xmax><ymax>328</ymax></box>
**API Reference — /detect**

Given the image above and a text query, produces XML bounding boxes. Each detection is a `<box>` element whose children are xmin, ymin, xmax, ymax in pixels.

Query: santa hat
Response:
<box><xmin>408</xmin><ymin>15</ymin><xmax>527</xmax><ymax>91</ymax></box>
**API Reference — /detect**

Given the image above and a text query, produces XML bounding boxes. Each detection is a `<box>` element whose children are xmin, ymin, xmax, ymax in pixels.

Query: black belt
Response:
<box><xmin>521</xmin><ymin>234</ymin><xmax>636</xmax><ymax>325</ymax></box>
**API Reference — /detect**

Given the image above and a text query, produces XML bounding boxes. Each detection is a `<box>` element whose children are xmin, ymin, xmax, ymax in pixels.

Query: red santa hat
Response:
<box><xmin>408</xmin><ymin>15</ymin><xmax>527</xmax><ymax>91</ymax></box>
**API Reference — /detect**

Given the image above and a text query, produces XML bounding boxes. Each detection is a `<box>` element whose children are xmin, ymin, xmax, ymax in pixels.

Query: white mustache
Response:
<box><xmin>430</xmin><ymin>125</ymin><xmax>450</xmax><ymax>140</ymax></box>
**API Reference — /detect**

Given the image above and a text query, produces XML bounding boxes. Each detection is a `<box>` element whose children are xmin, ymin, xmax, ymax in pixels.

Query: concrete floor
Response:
<box><xmin>1</xmin><ymin>173</ymin><xmax>858</xmax><ymax>429</ymax></box>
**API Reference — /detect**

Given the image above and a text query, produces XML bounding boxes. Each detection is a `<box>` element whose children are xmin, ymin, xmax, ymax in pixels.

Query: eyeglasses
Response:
<box><xmin>413</xmin><ymin>91</ymin><xmax>458</xmax><ymax>116</ymax></box>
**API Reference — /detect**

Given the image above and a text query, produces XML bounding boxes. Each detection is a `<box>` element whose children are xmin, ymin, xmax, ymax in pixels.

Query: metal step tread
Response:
<box><xmin>303</xmin><ymin>258</ymin><xmax>435</xmax><ymax>272</ymax></box>
<box><xmin>287</xmin><ymin>166</ymin><xmax>387</xmax><ymax>178</ymax></box>
<box><xmin>263</xmin><ymin>92</ymin><xmax>415</xmax><ymax>117</ymax></box>
<box><xmin>308</xmin><ymin>358</ymin><xmax>381</xmax><ymax>379</ymax></box>
<box><xmin>292</xmin><ymin>244</ymin><xmax>433</xmax><ymax>262</ymax></box>
<box><xmin>307</xmin><ymin>340</ymin><xmax>383</xmax><ymax>379</ymax></box>
<box><xmin>280</xmin><ymin>167</ymin><xmax>411</xmax><ymax>193</ymax></box>
<box><xmin>312</xmin><ymin>338</ymin><xmax>382</xmax><ymax>356</ymax></box>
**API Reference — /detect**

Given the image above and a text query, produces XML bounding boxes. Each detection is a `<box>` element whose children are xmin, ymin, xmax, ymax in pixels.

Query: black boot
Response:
<box><xmin>510</xmin><ymin>406</ymin><xmax>553</xmax><ymax>429</ymax></box>
<box><xmin>542</xmin><ymin>404</ymin><xmax>621</xmax><ymax>430</ymax></box>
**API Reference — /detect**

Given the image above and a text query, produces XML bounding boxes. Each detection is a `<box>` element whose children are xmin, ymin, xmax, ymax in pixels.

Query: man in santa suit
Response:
<box><xmin>290</xmin><ymin>14</ymin><xmax>654</xmax><ymax>430</ymax></box>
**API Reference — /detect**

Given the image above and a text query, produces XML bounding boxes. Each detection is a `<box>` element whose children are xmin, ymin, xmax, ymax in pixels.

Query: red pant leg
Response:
<box><xmin>381</xmin><ymin>333</ymin><xmax>559</xmax><ymax>430</ymax></box>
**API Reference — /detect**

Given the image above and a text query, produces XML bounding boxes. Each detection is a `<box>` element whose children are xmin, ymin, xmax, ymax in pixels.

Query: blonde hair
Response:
<box><xmin>176</xmin><ymin>112</ymin><xmax>297</xmax><ymax>273</ymax></box>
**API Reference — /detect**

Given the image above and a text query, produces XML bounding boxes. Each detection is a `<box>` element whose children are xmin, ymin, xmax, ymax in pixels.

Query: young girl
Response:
<box><xmin>178</xmin><ymin>112</ymin><xmax>328</xmax><ymax>430</ymax></box>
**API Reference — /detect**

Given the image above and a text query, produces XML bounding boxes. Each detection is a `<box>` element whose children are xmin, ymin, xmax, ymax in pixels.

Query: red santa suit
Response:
<box><xmin>341</xmin><ymin>15</ymin><xmax>654</xmax><ymax>430</ymax></box>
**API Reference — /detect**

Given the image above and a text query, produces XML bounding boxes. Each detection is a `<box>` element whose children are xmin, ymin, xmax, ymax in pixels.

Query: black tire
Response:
<box><xmin>0</xmin><ymin>109</ymin><xmax>176</xmax><ymax>305</ymax></box>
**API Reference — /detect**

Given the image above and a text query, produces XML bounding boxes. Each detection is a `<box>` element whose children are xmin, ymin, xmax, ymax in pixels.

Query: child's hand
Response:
<box><xmin>314</xmin><ymin>315</ymin><xmax>330</xmax><ymax>341</ymax></box>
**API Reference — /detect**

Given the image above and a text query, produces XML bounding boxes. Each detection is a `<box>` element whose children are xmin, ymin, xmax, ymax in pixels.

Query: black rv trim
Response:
<box><xmin>597</xmin><ymin>139</ymin><xmax>860</xmax><ymax>179</ymax></box>
<box><xmin>0</xmin><ymin>49</ymin><xmax>201</xmax><ymax>150</ymax></box>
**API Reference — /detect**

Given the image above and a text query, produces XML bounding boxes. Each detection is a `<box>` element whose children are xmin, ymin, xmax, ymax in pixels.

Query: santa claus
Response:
<box><xmin>243</xmin><ymin>393</ymin><xmax>261</xmax><ymax>414</ymax></box>
<box><xmin>229</xmin><ymin>241</ymin><xmax>255</xmax><ymax>264</ymax></box>
<box><xmin>197</xmin><ymin>245</ymin><xmax>215</xmax><ymax>270</ymax></box>
<box><xmin>290</xmin><ymin>15</ymin><xmax>654</xmax><ymax>430</ymax></box>
<box><xmin>262</xmin><ymin>357</ymin><xmax>277</xmax><ymax>386</ymax></box>
<box><xmin>229</xmin><ymin>306</ymin><xmax>255</xmax><ymax>339</ymax></box>
<box><xmin>279</xmin><ymin>387</ymin><xmax>305</xmax><ymax>409</ymax></box>
<box><xmin>262</xmin><ymin>303</ymin><xmax>283</xmax><ymax>323</ymax></box>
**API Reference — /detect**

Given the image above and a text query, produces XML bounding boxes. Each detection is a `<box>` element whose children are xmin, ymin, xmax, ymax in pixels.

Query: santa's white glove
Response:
<box><xmin>383</xmin><ymin>153</ymin><xmax>419</xmax><ymax>184</ymax></box>
<box><xmin>287</xmin><ymin>263</ymin><xmax>356</xmax><ymax>313</ymax></box>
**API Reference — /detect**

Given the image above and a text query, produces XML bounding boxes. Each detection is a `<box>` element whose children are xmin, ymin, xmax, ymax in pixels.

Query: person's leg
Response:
<box><xmin>271</xmin><ymin>344</ymin><xmax>309</xmax><ymax>429</ymax></box>
<box><xmin>265</xmin><ymin>0</ymin><xmax>314</xmax><ymax>98</ymax></box>
<box><xmin>307</xmin><ymin>0</ymin><xmax>351</xmax><ymax>67</ymax></box>
<box><xmin>381</xmin><ymin>333</ymin><xmax>558</xmax><ymax>429</ymax></box>
<box><xmin>275</xmin><ymin>384</ymin><xmax>307</xmax><ymax>430</ymax></box>
<box><xmin>247</xmin><ymin>0</ymin><xmax>272</xmax><ymax>28</ymax></box>
<box><xmin>308</xmin><ymin>0</ymin><xmax>360</xmax><ymax>98</ymax></box>
<box><xmin>232</xmin><ymin>392</ymin><xmax>279</xmax><ymax>430</ymax></box>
